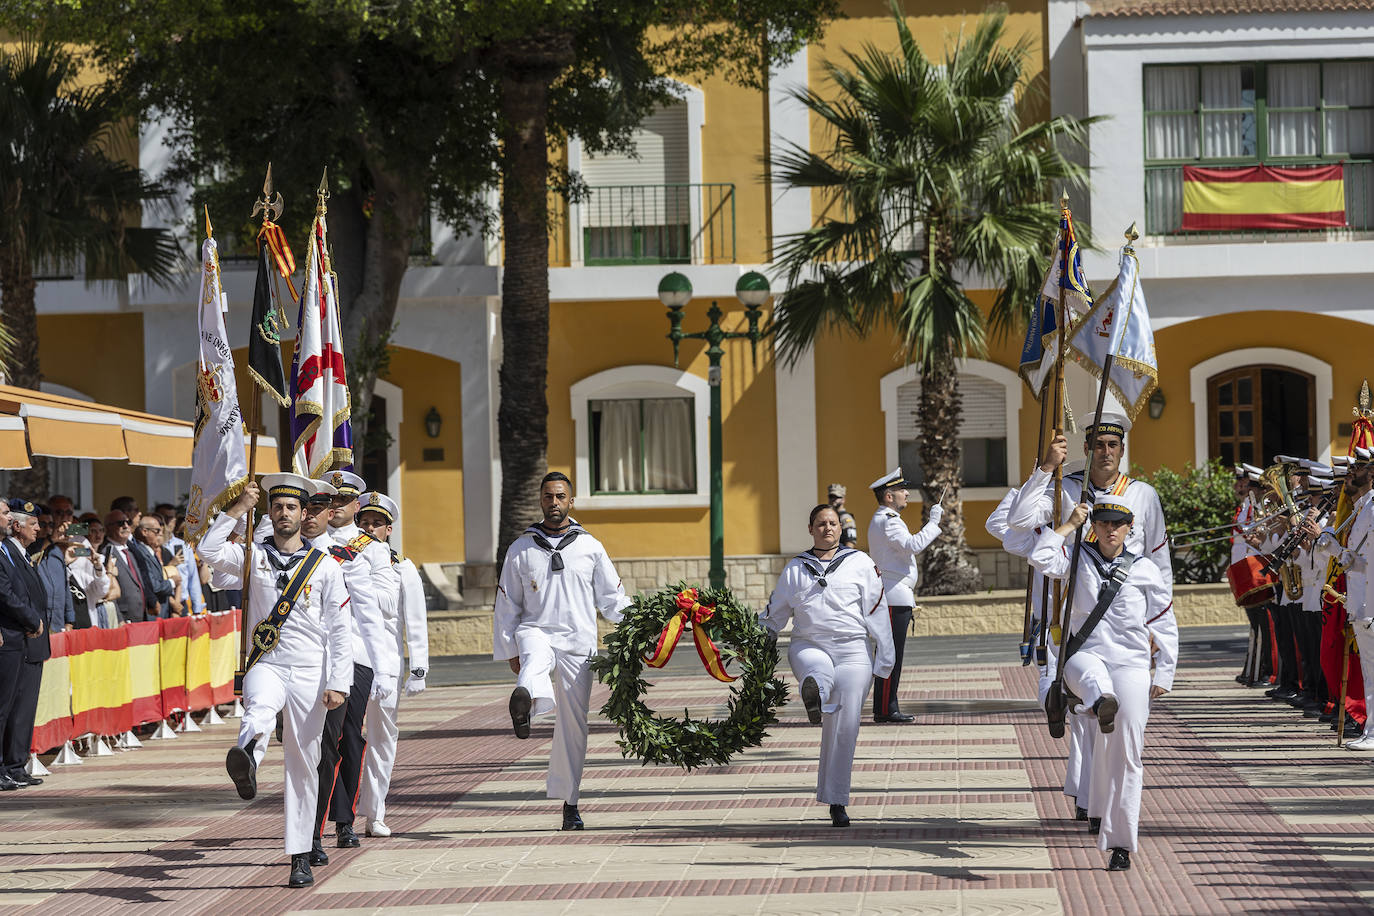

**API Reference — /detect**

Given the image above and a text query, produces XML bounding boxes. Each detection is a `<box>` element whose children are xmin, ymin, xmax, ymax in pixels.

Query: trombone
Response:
<box><xmin>1168</xmin><ymin>510</ymin><xmax>1286</xmax><ymax>550</ymax></box>
<box><xmin>1168</xmin><ymin>460</ymin><xmax>1305</xmax><ymax>551</ymax></box>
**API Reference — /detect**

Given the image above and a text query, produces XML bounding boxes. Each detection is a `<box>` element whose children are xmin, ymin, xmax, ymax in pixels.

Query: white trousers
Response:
<box><xmin>1036</xmin><ymin>655</ymin><xmax>1096</xmax><ymax>804</ymax></box>
<box><xmin>1353</xmin><ymin>624</ymin><xmax>1374</xmax><ymax>740</ymax></box>
<box><xmin>789</xmin><ymin>638</ymin><xmax>873</xmax><ymax>806</ymax></box>
<box><xmin>517</xmin><ymin>630</ymin><xmax>593</xmax><ymax>804</ymax></box>
<box><xmin>1064</xmin><ymin>654</ymin><xmax>1151</xmax><ymax>852</ymax></box>
<box><xmin>237</xmin><ymin>660</ymin><xmax>328</xmax><ymax>855</ymax></box>
<box><xmin>356</xmin><ymin>686</ymin><xmax>401</xmax><ymax>823</ymax></box>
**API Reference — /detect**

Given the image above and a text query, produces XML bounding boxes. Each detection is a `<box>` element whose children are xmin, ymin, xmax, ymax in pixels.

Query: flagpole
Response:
<box><xmin>1048</xmin><ymin>221</ymin><xmax>1138</xmax><ymax>737</ymax></box>
<box><xmin>1039</xmin><ymin>192</ymin><xmax>1073</xmax><ymax>669</ymax></box>
<box><xmin>1020</xmin><ymin>338</ymin><xmax>1054</xmax><ymax>665</ymax></box>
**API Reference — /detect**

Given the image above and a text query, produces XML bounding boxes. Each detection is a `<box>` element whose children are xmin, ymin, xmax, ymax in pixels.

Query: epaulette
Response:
<box><xmin>389</xmin><ymin>548</ymin><xmax>400</xmax><ymax>565</ymax></box>
<box><xmin>347</xmin><ymin>531</ymin><xmax>376</xmax><ymax>551</ymax></box>
<box><xmin>883</xmin><ymin>509</ymin><xmax>898</xmax><ymax>518</ymax></box>
<box><xmin>328</xmin><ymin>543</ymin><xmax>359</xmax><ymax>563</ymax></box>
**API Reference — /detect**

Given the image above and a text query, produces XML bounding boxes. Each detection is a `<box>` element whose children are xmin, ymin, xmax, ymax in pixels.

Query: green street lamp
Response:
<box><xmin>658</xmin><ymin>270</ymin><xmax>771</xmax><ymax>590</ymax></box>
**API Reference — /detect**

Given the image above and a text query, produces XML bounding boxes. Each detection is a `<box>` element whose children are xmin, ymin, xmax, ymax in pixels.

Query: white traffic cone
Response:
<box><xmin>119</xmin><ymin>730</ymin><xmax>143</xmax><ymax>750</ymax></box>
<box><xmin>201</xmin><ymin>705</ymin><xmax>225</xmax><ymax>726</ymax></box>
<box><xmin>149</xmin><ymin>718</ymin><xmax>178</xmax><ymax>740</ymax></box>
<box><xmin>51</xmin><ymin>741</ymin><xmax>82</xmax><ymax>766</ymax></box>
<box><xmin>26</xmin><ymin>753</ymin><xmax>50</xmax><ymax>777</ymax></box>
<box><xmin>176</xmin><ymin>711</ymin><xmax>202</xmax><ymax>733</ymax></box>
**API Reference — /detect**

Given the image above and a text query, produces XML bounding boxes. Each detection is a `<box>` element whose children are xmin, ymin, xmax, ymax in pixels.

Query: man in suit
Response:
<box><xmin>132</xmin><ymin>516</ymin><xmax>176</xmax><ymax>617</ymax></box>
<box><xmin>1</xmin><ymin>499</ymin><xmax>50</xmax><ymax>788</ymax></box>
<box><xmin>104</xmin><ymin>510</ymin><xmax>155</xmax><ymax>623</ymax></box>
<box><xmin>0</xmin><ymin>499</ymin><xmax>43</xmax><ymax>790</ymax></box>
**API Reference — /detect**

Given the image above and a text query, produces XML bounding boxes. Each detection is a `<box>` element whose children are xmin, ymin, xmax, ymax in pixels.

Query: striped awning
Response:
<box><xmin>0</xmin><ymin>385</ymin><xmax>195</xmax><ymax>468</ymax></box>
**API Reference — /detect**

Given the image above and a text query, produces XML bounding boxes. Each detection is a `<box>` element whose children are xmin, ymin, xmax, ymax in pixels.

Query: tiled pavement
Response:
<box><xmin>2</xmin><ymin>639</ymin><xmax>1373</xmax><ymax>915</ymax></box>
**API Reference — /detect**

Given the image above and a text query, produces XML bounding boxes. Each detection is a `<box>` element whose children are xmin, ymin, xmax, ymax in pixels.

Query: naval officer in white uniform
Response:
<box><xmin>354</xmin><ymin>491</ymin><xmax>430</xmax><ymax>837</ymax></box>
<box><xmin>494</xmin><ymin>471</ymin><xmax>630</xmax><ymax>830</ymax></box>
<box><xmin>200</xmin><ymin>474</ymin><xmax>352</xmax><ymax>889</ymax></box>
<box><xmin>866</xmin><ymin>468</ymin><xmax>942</xmax><ymax>723</ymax></box>
<box><xmin>763</xmin><ymin>504</ymin><xmax>894</xmax><ymax>827</ymax></box>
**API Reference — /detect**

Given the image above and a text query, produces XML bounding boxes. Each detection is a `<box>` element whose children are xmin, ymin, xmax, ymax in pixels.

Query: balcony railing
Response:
<box><xmin>1144</xmin><ymin>160</ymin><xmax>1374</xmax><ymax>241</ymax></box>
<box><xmin>550</xmin><ymin>183</ymin><xmax>736</xmax><ymax>267</ymax></box>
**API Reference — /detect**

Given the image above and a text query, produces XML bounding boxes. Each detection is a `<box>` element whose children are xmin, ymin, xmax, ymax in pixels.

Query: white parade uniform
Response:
<box><xmin>357</xmin><ymin>553</ymin><xmax>429</xmax><ymax>826</ymax></box>
<box><xmin>327</xmin><ymin>522</ymin><xmax>401</xmax><ymax>683</ymax></box>
<box><xmin>1030</xmin><ymin>529</ymin><xmax>1178</xmax><ymax>853</ymax></box>
<box><xmin>493</xmin><ymin>520</ymin><xmax>629</xmax><ymax>804</ymax></box>
<box><xmin>1316</xmin><ymin>489</ymin><xmax>1374</xmax><ymax>738</ymax></box>
<box><xmin>867</xmin><ymin>508</ymin><xmax>940</xmax><ymax>607</ymax></box>
<box><xmin>199</xmin><ymin>513</ymin><xmax>353</xmax><ymax>855</ymax></box>
<box><xmin>761</xmin><ymin>548</ymin><xmax>894</xmax><ymax>805</ymax></box>
<box><xmin>988</xmin><ymin>489</ymin><xmax>1095</xmax><ymax>806</ymax></box>
<box><xmin>1230</xmin><ymin>494</ymin><xmax>1261</xmax><ymax>566</ymax></box>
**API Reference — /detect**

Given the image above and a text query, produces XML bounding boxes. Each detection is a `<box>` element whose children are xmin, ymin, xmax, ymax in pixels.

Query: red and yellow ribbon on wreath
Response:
<box><xmin>643</xmin><ymin>588</ymin><xmax>737</xmax><ymax>683</ymax></box>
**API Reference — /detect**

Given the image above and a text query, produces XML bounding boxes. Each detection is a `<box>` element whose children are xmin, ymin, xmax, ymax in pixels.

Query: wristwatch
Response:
<box><xmin>411</xmin><ymin>667</ymin><xmax>427</xmax><ymax>679</ymax></box>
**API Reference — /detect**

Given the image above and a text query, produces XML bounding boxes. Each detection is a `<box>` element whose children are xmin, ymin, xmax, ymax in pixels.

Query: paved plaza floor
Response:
<box><xmin>2</xmin><ymin>627</ymin><xmax>1372</xmax><ymax>914</ymax></box>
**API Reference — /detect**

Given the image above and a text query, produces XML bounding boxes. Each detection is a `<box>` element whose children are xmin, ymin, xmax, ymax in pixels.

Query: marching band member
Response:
<box><xmin>762</xmin><ymin>504</ymin><xmax>894</xmax><ymax>828</ymax></box>
<box><xmin>1315</xmin><ymin>450</ymin><xmax>1374</xmax><ymax>742</ymax></box>
<box><xmin>305</xmin><ymin>471</ymin><xmax>398</xmax><ymax>860</ymax></box>
<box><xmin>1299</xmin><ymin>475</ymin><xmax>1338</xmax><ymax>717</ymax></box>
<box><xmin>866</xmin><ymin>468</ymin><xmax>942</xmax><ymax>723</ymax></box>
<box><xmin>1031</xmin><ymin>499</ymin><xmax>1177</xmax><ymax>872</ymax></box>
<box><xmin>354</xmin><ymin>492</ymin><xmax>430</xmax><ymax>838</ymax></box>
<box><xmin>1231</xmin><ymin>465</ymin><xmax>1267</xmax><ymax>686</ymax></box>
<box><xmin>494</xmin><ymin>471</ymin><xmax>630</xmax><ymax>831</ymax></box>
<box><xmin>200</xmin><ymin>475</ymin><xmax>352</xmax><ymax>889</ymax></box>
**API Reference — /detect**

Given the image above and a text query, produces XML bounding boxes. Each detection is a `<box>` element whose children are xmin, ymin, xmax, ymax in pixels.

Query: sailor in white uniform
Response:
<box><xmin>866</xmin><ymin>468</ymin><xmax>942</xmax><ymax>723</ymax></box>
<box><xmin>200</xmin><ymin>474</ymin><xmax>352</xmax><ymax>889</ymax></box>
<box><xmin>1030</xmin><ymin>499</ymin><xmax>1178</xmax><ymax>872</ymax></box>
<box><xmin>762</xmin><ymin>504</ymin><xmax>894</xmax><ymax>827</ymax></box>
<box><xmin>354</xmin><ymin>491</ymin><xmax>430</xmax><ymax>837</ymax></box>
<box><xmin>311</xmin><ymin>470</ymin><xmax>399</xmax><ymax>856</ymax></box>
<box><xmin>1317</xmin><ymin>449</ymin><xmax>1374</xmax><ymax>746</ymax></box>
<box><xmin>494</xmin><ymin>471</ymin><xmax>630</xmax><ymax>830</ymax></box>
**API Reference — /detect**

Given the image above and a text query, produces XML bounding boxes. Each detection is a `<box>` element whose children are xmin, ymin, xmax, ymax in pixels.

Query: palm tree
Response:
<box><xmin>0</xmin><ymin>40</ymin><xmax>182</xmax><ymax>497</ymax></box>
<box><xmin>770</xmin><ymin>4</ymin><xmax>1094</xmax><ymax>594</ymax></box>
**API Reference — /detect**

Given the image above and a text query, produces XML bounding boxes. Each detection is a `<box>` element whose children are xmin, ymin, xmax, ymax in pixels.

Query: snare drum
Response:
<box><xmin>1227</xmin><ymin>556</ymin><xmax>1278</xmax><ymax>608</ymax></box>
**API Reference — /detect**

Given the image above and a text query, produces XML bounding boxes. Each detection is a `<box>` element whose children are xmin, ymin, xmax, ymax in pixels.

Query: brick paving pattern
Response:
<box><xmin>1</xmin><ymin>644</ymin><xmax>1371</xmax><ymax>914</ymax></box>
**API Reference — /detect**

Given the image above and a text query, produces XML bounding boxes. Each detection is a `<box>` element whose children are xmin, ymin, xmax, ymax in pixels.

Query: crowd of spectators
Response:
<box><xmin>21</xmin><ymin>494</ymin><xmax>240</xmax><ymax>635</ymax></box>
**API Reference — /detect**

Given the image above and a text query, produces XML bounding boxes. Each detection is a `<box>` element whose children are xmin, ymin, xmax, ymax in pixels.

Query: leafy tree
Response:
<box><xmin>0</xmin><ymin>40</ymin><xmax>181</xmax><ymax>497</ymax></box>
<box><xmin>14</xmin><ymin>0</ymin><xmax>839</xmax><ymax>565</ymax></box>
<box><xmin>1137</xmin><ymin>459</ymin><xmax>1238</xmax><ymax>584</ymax></box>
<box><xmin>769</xmin><ymin>3</ymin><xmax>1093</xmax><ymax>594</ymax></box>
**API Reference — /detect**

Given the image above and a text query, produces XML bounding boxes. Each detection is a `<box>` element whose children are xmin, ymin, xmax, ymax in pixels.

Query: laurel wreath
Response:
<box><xmin>591</xmin><ymin>582</ymin><xmax>788</xmax><ymax>770</ymax></box>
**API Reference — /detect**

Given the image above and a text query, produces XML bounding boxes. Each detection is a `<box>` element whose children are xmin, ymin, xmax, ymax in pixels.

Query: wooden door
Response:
<box><xmin>1209</xmin><ymin>368</ymin><xmax>1262</xmax><ymax>468</ymax></box>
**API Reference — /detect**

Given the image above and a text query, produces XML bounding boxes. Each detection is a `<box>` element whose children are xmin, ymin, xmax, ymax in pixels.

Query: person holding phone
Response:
<box><xmin>65</xmin><ymin>514</ymin><xmax>112</xmax><ymax>630</ymax></box>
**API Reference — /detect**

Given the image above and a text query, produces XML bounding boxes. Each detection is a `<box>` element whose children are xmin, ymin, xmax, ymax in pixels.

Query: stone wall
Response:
<box><xmin>427</xmin><ymin>582</ymin><xmax>1243</xmax><ymax>657</ymax></box>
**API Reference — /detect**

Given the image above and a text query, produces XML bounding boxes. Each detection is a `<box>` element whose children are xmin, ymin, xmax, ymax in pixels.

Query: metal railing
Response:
<box><xmin>1144</xmin><ymin>160</ymin><xmax>1374</xmax><ymax>241</ymax></box>
<box><xmin>549</xmin><ymin>183</ymin><xmax>736</xmax><ymax>266</ymax></box>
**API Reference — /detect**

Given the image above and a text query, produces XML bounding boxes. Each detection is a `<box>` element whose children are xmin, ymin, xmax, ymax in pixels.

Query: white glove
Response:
<box><xmin>404</xmin><ymin>674</ymin><xmax>426</xmax><ymax>697</ymax></box>
<box><xmin>370</xmin><ymin>673</ymin><xmax>396</xmax><ymax>701</ymax></box>
<box><xmin>928</xmin><ymin>504</ymin><xmax>944</xmax><ymax>526</ymax></box>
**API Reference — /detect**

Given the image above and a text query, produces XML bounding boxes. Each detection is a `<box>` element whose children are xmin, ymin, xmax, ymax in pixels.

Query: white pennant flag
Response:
<box><xmin>1068</xmin><ymin>245</ymin><xmax>1159</xmax><ymax>421</ymax></box>
<box><xmin>184</xmin><ymin>236</ymin><xmax>249</xmax><ymax>545</ymax></box>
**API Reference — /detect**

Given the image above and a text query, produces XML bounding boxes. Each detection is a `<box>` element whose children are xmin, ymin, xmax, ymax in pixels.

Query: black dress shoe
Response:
<box><xmin>1108</xmin><ymin>847</ymin><xmax>1131</xmax><ymax>871</ymax></box>
<box><xmin>1075</xmin><ymin>806</ymin><xmax>1088</xmax><ymax>821</ymax></box>
<box><xmin>1093</xmin><ymin>695</ymin><xmax>1119</xmax><ymax>735</ymax></box>
<box><xmin>288</xmin><ymin>853</ymin><xmax>314</xmax><ymax>888</ymax></box>
<box><xmin>1272</xmin><ymin>689</ymin><xmax>1300</xmax><ymax>702</ymax></box>
<box><xmin>1319</xmin><ymin>710</ymin><xmax>1336</xmax><ymax>723</ymax></box>
<box><xmin>1088</xmin><ymin>817</ymin><xmax>1102</xmax><ymax>835</ymax></box>
<box><xmin>225</xmin><ymin>744</ymin><xmax>257</xmax><ymax>800</ymax></box>
<box><xmin>801</xmin><ymin>676</ymin><xmax>822</xmax><ymax>725</ymax></box>
<box><xmin>0</xmin><ymin>775</ymin><xmax>19</xmax><ymax>791</ymax></box>
<box><xmin>885</xmin><ymin>712</ymin><xmax>915</xmax><ymax>723</ymax></box>
<box><xmin>309</xmin><ymin>836</ymin><xmax>329</xmax><ymax>866</ymax></box>
<box><xmin>1288</xmin><ymin>693</ymin><xmax>1314</xmax><ymax>709</ymax></box>
<box><xmin>1264</xmin><ymin>687</ymin><xmax>1280</xmax><ymax>698</ymax></box>
<box><xmin>336</xmin><ymin>822</ymin><xmax>361</xmax><ymax>848</ymax></box>
<box><xmin>1234</xmin><ymin>674</ymin><xmax>1247</xmax><ymax>685</ymax></box>
<box><xmin>510</xmin><ymin>686</ymin><xmax>532</xmax><ymax>739</ymax></box>
<box><xmin>829</xmin><ymin>804</ymin><xmax>850</xmax><ymax>827</ymax></box>
<box><xmin>562</xmin><ymin>802</ymin><xmax>584</xmax><ymax>831</ymax></box>
<box><xmin>18</xmin><ymin>774</ymin><xmax>42</xmax><ymax>786</ymax></box>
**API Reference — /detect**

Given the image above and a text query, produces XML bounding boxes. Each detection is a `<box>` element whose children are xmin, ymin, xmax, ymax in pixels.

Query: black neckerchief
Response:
<box><xmin>794</xmin><ymin>546</ymin><xmax>858</xmax><ymax>589</ymax></box>
<box><xmin>526</xmin><ymin>520</ymin><xmax>587</xmax><ymax>571</ymax></box>
<box><xmin>260</xmin><ymin>537</ymin><xmax>310</xmax><ymax>592</ymax></box>
<box><xmin>1083</xmin><ymin>541</ymin><xmax>1136</xmax><ymax>578</ymax></box>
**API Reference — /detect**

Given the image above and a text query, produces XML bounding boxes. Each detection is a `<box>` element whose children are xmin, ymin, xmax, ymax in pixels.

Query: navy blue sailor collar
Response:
<box><xmin>794</xmin><ymin>546</ymin><xmax>861</xmax><ymax>586</ymax></box>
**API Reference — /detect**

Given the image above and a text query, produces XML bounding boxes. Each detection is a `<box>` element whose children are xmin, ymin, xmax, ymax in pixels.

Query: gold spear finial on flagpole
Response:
<box><xmin>1125</xmin><ymin>221</ymin><xmax>1139</xmax><ymax>243</ymax></box>
<box><xmin>1059</xmin><ymin>189</ymin><xmax>1069</xmax><ymax>210</ymax></box>
<box><xmin>204</xmin><ymin>205</ymin><xmax>213</xmax><ymax>239</ymax></box>
<box><xmin>251</xmin><ymin>162</ymin><xmax>284</xmax><ymax>223</ymax></box>
<box><xmin>316</xmin><ymin>168</ymin><xmax>330</xmax><ymax>214</ymax></box>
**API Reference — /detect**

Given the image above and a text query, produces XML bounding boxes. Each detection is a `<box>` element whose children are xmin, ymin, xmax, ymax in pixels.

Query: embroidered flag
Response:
<box><xmin>185</xmin><ymin>234</ymin><xmax>249</xmax><ymax>545</ymax></box>
<box><xmin>1068</xmin><ymin>244</ymin><xmax>1159</xmax><ymax>420</ymax></box>
<box><xmin>289</xmin><ymin>202</ymin><xmax>353</xmax><ymax>476</ymax></box>
<box><xmin>247</xmin><ymin>226</ymin><xmax>291</xmax><ymax>407</ymax></box>
<box><xmin>1181</xmin><ymin>164</ymin><xmax>1345</xmax><ymax>231</ymax></box>
<box><xmin>1020</xmin><ymin>209</ymin><xmax>1093</xmax><ymax>397</ymax></box>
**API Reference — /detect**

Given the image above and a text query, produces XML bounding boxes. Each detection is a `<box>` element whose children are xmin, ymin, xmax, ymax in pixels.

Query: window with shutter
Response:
<box><xmin>895</xmin><ymin>374</ymin><xmax>1009</xmax><ymax>488</ymax></box>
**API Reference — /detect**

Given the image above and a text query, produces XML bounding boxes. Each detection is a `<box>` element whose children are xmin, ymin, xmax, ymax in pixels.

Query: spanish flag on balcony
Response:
<box><xmin>1181</xmin><ymin>164</ymin><xmax>1345</xmax><ymax>231</ymax></box>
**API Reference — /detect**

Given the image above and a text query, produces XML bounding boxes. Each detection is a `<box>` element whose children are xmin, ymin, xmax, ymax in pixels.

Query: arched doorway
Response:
<box><xmin>1207</xmin><ymin>365</ymin><xmax>1314</xmax><ymax>466</ymax></box>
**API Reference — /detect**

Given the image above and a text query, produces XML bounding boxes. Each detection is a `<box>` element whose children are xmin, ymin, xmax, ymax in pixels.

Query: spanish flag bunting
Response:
<box><xmin>1181</xmin><ymin>164</ymin><xmax>1345</xmax><ymax>231</ymax></box>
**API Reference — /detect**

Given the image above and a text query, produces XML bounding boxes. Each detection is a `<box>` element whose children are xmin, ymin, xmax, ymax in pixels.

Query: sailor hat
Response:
<box><xmin>306</xmin><ymin>478</ymin><xmax>338</xmax><ymax>506</ymax></box>
<box><xmin>1240</xmin><ymin>462</ymin><xmax>1263</xmax><ymax>480</ymax></box>
<box><xmin>358</xmin><ymin>491</ymin><xmax>398</xmax><ymax>523</ymax></box>
<box><xmin>1091</xmin><ymin>501</ymin><xmax>1135</xmax><ymax>523</ymax></box>
<box><xmin>1356</xmin><ymin>447</ymin><xmax>1374</xmax><ymax>463</ymax></box>
<box><xmin>319</xmin><ymin>470</ymin><xmax>365</xmax><ymax>497</ymax></box>
<box><xmin>868</xmin><ymin>468</ymin><xmax>911</xmax><ymax>492</ymax></box>
<box><xmin>261</xmin><ymin>472</ymin><xmax>313</xmax><ymax>504</ymax></box>
<box><xmin>1081</xmin><ymin>410</ymin><xmax>1131</xmax><ymax>440</ymax></box>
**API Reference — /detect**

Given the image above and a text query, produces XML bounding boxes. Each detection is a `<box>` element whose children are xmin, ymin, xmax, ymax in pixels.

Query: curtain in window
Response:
<box><xmin>1201</xmin><ymin>65</ymin><xmax>1254</xmax><ymax>158</ymax></box>
<box><xmin>1325</xmin><ymin>62</ymin><xmax>1374</xmax><ymax>156</ymax></box>
<box><xmin>643</xmin><ymin>398</ymin><xmax>695</xmax><ymax>491</ymax></box>
<box><xmin>1146</xmin><ymin>66</ymin><xmax>1198</xmax><ymax>160</ymax></box>
<box><xmin>596</xmin><ymin>400</ymin><xmax>642</xmax><ymax>492</ymax></box>
<box><xmin>1268</xmin><ymin>63</ymin><xmax>1320</xmax><ymax>157</ymax></box>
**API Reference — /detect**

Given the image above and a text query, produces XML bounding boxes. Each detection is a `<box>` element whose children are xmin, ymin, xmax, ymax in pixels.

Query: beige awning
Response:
<box><xmin>19</xmin><ymin>402</ymin><xmax>128</xmax><ymax>460</ymax></box>
<box><xmin>0</xmin><ymin>384</ymin><xmax>195</xmax><ymax>468</ymax></box>
<box><xmin>0</xmin><ymin>416</ymin><xmax>30</xmax><ymax>470</ymax></box>
<box><xmin>122</xmin><ymin>416</ymin><xmax>194</xmax><ymax>468</ymax></box>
